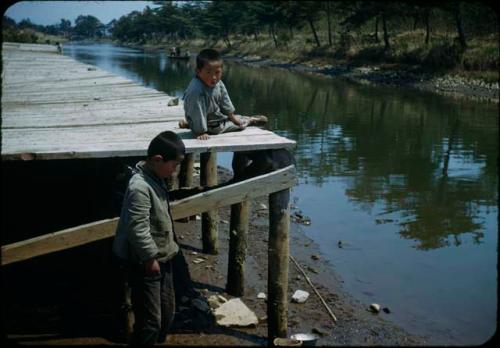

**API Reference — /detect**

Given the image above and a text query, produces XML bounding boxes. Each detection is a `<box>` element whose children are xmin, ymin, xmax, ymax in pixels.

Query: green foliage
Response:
<box><xmin>4</xmin><ymin>2</ymin><xmax>498</xmax><ymax>74</ymax></box>
<box><xmin>73</xmin><ymin>15</ymin><xmax>104</xmax><ymax>38</ymax></box>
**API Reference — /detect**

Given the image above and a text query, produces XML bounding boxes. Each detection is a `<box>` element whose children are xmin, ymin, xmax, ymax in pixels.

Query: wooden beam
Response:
<box><xmin>1</xmin><ymin>218</ymin><xmax>119</xmax><ymax>266</ymax></box>
<box><xmin>1</xmin><ymin>165</ymin><xmax>297</xmax><ymax>265</ymax></box>
<box><xmin>170</xmin><ymin>165</ymin><xmax>296</xmax><ymax>220</ymax></box>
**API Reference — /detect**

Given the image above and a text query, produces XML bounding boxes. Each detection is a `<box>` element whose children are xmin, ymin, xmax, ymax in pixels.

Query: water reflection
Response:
<box><xmin>65</xmin><ymin>43</ymin><xmax>498</xmax><ymax>251</ymax></box>
<box><xmin>63</xmin><ymin>44</ymin><xmax>497</xmax><ymax>343</ymax></box>
<box><xmin>223</xmin><ymin>63</ymin><xmax>498</xmax><ymax>251</ymax></box>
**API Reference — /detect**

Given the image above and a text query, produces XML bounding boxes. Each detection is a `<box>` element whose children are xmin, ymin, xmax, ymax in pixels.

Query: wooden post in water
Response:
<box><xmin>267</xmin><ymin>188</ymin><xmax>290</xmax><ymax>341</ymax></box>
<box><xmin>226</xmin><ymin>200</ymin><xmax>250</xmax><ymax>296</ymax></box>
<box><xmin>200</xmin><ymin>150</ymin><xmax>218</xmax><ymax>254</ymax></box>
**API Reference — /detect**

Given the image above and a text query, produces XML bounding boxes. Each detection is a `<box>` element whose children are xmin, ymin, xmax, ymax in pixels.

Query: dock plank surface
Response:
<box><xmin>2</xmin><ymin>43</ymin><xmax>295</xmax><ymax>161</ymax></box>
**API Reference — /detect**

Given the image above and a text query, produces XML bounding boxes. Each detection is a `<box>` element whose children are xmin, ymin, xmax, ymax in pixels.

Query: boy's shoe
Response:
<box><xmin>178</xmin><ymin>119</ymin><xmax>189</xmax><ymax>129</ymax></box>
<box><xmin>248</xmin><ymin>115</ymin><xmax>268</xmax><ymax>126</ymax></box>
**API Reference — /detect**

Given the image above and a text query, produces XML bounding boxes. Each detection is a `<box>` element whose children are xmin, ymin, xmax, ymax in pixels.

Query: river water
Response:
<box><xmin>64</xmin><ymin>43</ymin><xmax>498</xmax><ymax>345</ymax></box>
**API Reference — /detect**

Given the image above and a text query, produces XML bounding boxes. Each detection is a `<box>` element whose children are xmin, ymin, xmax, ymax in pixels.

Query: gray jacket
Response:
<box><xmin>112</xmin><ymin>161</ymin><xmax>179</xmax><ymax>264</ymax></box>
<box><xmin>183</xmin><ymin>77</ymin><xmax>235</xmax><ymax>135</ymax></box>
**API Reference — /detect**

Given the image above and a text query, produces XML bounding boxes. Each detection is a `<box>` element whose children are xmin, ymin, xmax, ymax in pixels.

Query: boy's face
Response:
<box><xmin>197</xmin><ymin>60</ymin><xmax>223</xmax><ymax>87</ymax></box>
<box><xmin>150</xmin><ymin>155</ymin><xmax>184</xmax><ymax>179</ymax></box>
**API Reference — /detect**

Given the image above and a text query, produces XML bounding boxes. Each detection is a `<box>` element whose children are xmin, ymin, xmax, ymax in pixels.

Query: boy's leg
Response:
<box><xmin>129</xmin><ymin>265</ymin><xmax>162</xmax><ymax>345</ymax></box>
<box><xmin>221</xmin><ymin>115</ymin><xmax>268</xmax><ymax>133</ymax></box>
<box><xmin>157</xmin><ymin>261</ymin><xmax>176</xmax><ymax>343</ymax></box>
<box><xmin>178</xmin><ymin>119</ymin><xmax>189</xmax><ymax>129</ymax></box>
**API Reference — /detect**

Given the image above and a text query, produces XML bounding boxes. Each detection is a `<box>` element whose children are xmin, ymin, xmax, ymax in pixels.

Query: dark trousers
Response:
<box><xmin>129</xmin><ymin>260</ymin><xmax>175</xmax><ymax>345</ymax></box>
<box><xmin>127</xmin><ymin>250</ymin><xmax>195</xmax><ymax>345</ymax></box>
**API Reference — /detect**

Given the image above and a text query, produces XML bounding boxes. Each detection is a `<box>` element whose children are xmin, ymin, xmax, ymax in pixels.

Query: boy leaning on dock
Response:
<box><xmin>179</xmin><ymin>48</ymin><xmax>268</xmax><ymax>140</ymax></box>
<box><xmin>112</xmin><ymin>131</ymin><xmax>204</xmax><ymax>345</ymax></box>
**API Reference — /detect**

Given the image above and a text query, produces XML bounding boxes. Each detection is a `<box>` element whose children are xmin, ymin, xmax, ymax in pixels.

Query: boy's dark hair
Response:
<box><xmin>196</xmin><ymin>48</ymin><xmax>222</xmax><ymax>70</ymax></box>
<box><xmin>147</xmin><ymin>131</ymin><xmax>185</xmax><ymax>161</ymax></box>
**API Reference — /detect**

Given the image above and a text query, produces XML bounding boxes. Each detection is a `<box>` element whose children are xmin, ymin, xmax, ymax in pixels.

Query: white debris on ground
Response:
<box><xmin>291</xmin><ymin>290</ymin><xmax>310</xmax><ymax>303</ymax></box>
<box><xmin>213</xmin><ymin>298</ymin><xmax>259</xmax><ymax>327</ymax></box>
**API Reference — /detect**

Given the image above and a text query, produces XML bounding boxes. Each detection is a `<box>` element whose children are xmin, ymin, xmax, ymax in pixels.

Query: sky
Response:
<box><xmin>4</xmin><ymin>1</ymin><xmax>160</xmax><ymax>26</ymax></box>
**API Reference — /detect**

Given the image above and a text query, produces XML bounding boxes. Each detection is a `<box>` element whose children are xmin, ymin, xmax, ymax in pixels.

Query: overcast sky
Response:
<box><xmin>5</xmin><ymin>1</ymin><xmax>160</xmax><ymax>26</ymax></box>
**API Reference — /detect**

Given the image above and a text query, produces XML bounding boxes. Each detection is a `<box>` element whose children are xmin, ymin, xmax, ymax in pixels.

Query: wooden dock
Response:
<box><xmin>1</xmin><ymin>42</ymin><xmax>297</xmax><ymax>343</ymax></box>
<box><xmin>1</xmin><ymin>42</ymin><xmax>295</xmax><ymax>161</ymax></box>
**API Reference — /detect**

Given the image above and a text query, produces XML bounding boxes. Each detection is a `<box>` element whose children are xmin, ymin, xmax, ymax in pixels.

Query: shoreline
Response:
<box><xmin>223</xmin><ymin>55</ymin><xmax>499</xmax><ymax>104</ymax></box>
<box><xmin>122</xmin><ymin>41</ymin><xmax>498</xmax><ymax>104</ymax></box>
<box><xmin>162</xmin><ymin>166</ymin><xmax>429</xmax><ymax>346</ymax></box>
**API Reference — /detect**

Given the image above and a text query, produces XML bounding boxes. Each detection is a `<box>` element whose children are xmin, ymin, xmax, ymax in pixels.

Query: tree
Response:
<box><xmin>293</xmin><ymin>1</ymin><xmax>323</xmax><ymax>47</ymax></box>
<box><xmin>74</xmin><ymin>15</ymin><xmax>104</xmax><ymax>38</ymax></box>
<box><xmin>59</xmin><ymin>18</ymin><xmax>72</xmax><ymax>38</ymax></box>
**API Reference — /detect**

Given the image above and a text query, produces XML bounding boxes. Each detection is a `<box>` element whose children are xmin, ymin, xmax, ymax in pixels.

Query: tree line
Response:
<box><xmin>3</xmin><ymin>1</ymin><xmax>497</xmax><ymax>51</ymax></box>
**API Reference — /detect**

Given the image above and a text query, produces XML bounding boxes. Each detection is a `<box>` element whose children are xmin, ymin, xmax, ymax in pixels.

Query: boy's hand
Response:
<box><xmin>145</xmin><ymin>258</ymin><xmax>160</xmax><ymax>275</ymax></box>
<box><xmin>197</xmin><ymin>133</ymin><xmax>210</xmax><ymax>140</ymax></box>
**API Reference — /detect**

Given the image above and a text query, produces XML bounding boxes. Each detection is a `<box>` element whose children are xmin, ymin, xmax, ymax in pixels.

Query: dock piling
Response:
<box><xmin>200</xmin><ymin>150</ymin><xmax>218</xmax><ymax>254</ymax></box>
<box><xmin>226</xmin><ymin>200</ymin><xmax>250</xmax><ymax>296</ymax></box>
<box><xmin>267</xmin><ymin>188</ymin><xmax>290</xmax><ymax>341</ymax></box>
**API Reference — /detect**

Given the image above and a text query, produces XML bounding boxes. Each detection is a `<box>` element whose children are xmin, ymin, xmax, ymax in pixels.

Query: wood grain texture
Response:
<box><xmin>2</xmin><ymin>43</ymin><xmax>295</xmax><ymax>161</ymax></box>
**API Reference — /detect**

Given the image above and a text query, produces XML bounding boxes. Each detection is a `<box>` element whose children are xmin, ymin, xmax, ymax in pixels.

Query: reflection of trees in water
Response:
<box><xmin>224</xmin><ymin>62</ymin><xmax>498</xmax><ymax>250</ymax></box>
<box><xmin>66</xmin><ymin>49</ymin><xmax>497</xmax><ymax>250</ymax></box>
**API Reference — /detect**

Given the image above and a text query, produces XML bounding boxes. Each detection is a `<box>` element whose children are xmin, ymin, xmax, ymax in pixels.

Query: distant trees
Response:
<box><xmin>3</xmin><ymin>1</ymin><xmax>497</xmax><ymax>56</ymax></box>
<box><xmin>73</xmin><ymin>15</ymin><xmax>104</xmax><ymax>39</ymax></box>
<box><xmin>105</xmin><ymin>1</ymin><xmax>498</xmax><ymax>52</ymax></box>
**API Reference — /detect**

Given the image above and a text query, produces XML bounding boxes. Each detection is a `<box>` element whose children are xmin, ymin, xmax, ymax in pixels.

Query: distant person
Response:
<box><xmin>179</xmin><ymin>48</ymin><xmax>267</xmax><ymax>140</ymax></box>
<box><xmin>112</xmin><ymin>131</ymin><xmax>204</xmax><ymax>345</ymax></box>
<box><xmin>175</xmin><ymin>46</ymin><xmax>181</xmax><ymax>57</ymax></box>
<box><xmin>56</xmin><ymin>42</ymin><xmax>62</xmax><ymax>54</ymax></box>
<box><xmin>170</xmin><ymin>46</ymin><xmax>176</xmax><ymax>57</ymax></box>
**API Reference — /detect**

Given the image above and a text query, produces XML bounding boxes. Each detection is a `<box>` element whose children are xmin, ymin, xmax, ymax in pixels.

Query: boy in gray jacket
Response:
<box><xmin>180</xmin><ymin>48</ymin><xmax>267</xmax><ymax>140</ymax></box>
<box><xmin>113</xmin><ymin>131</ymin><xmax>199</xmax><ymax>345</ymax></box>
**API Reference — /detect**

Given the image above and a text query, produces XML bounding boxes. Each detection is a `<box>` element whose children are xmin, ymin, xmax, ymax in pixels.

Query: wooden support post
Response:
<box><xmin>200</xmin><ymin>150</ymin><xmax>218</xmax><ymax>254</ymax></box>
<box><xmin>122</xmin><ymin>281</ymin><xmax>134</xmax><ymax>342</ymax></box>
<box><xmin>178</xmin><ymin>153</ymin><xmax>195</xmax><ymax>222</ymax></box>
<box><xmin>179</xmin><ymin>153</ymin><xmax>194</xmax><ymax>188</ymax></box>
<box><xmin>226</xmin><ymin>200</ymin><xmax>250</xmax><ymax>296</ymax></box>
<box><xmin>267</xmin><ymin>188</ymin><xmax>290</xmax><ymax>341</ymax></box>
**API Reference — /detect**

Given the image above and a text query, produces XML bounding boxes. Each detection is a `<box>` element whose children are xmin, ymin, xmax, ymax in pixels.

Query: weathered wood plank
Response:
<box><xmin>2</xmin><ymin>43</ymin><xmax>296</xmax><ymax>160</ymax></box>
<box><xmin>0</xmin><ymin>166</ymin><xmax>297</xmax><ymax>265</ymax></box>
<box><xmin>1</xmin><ymin>218</ymin><xmax>119</xmax><ymax>265</ymax></box>
<box><xmin>171</xmin><ymin>165</ymin><xmax>297</xmax><ymax>220</ymax></box>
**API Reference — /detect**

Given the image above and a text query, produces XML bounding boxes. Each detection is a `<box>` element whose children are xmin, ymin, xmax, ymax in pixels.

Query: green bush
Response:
<box><xmin>2</xmin><ymin>28</ymin><xmax>38</xmax><ymax>43</ymax></box>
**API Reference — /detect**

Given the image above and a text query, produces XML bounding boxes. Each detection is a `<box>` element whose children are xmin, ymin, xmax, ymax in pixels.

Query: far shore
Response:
<box><xmin>110</xmin><ymin>40</ymin><xmax>499</xmax><ymax>103</ymax></box>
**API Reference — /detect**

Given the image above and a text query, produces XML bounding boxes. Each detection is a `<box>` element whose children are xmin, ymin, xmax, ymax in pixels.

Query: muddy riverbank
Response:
<box><xmin>127</xmin><ymin>41</ymin><xmax>498</xmax><ymax>103</ymax></box>
<box><xmin>223</xmin><ymin>55</ymin><xmax>499</xmax><ymax>103</ymax></box>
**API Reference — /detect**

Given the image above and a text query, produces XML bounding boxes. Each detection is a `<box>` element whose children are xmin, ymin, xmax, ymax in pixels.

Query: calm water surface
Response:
<box><xmin>64</xmin><ymin>43</ymin><xmax>498</xmax><ymax>345</ymax></box>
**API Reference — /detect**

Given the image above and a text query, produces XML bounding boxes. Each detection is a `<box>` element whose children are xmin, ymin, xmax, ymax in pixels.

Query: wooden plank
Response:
<box><xmin>1</xmin><ymin>166</ymin><xmax>297</xmax><ymax>265</ymax></box>
<box><xmin>2</xmin><ymin>127</ymin><xmax>295</xmax><ymax>160</ymax></box>
<box><xmin>2</xmin><ymin>43</ymin><xmax>296</xmax><ymax>160</ymax></box>
<box><xmin>1</xmin><ymin>218</ymin><xmax>119</xmax><ymax>266</ymax></box>
<box><xmin>171</xmin><ymin>165</ymin><xmax>297</xmax><ymax>220</ymax></box>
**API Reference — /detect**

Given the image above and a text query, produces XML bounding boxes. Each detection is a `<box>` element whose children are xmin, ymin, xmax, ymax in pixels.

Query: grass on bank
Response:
<box><xmin>168</xmin><ymin>29</ymin><xmax>498</xmax><ymax>84</ymax></box>
<box><xmin>3</xmin><ymin>27</ymin><xmax>67</xmax><ymax>45</ymax></box>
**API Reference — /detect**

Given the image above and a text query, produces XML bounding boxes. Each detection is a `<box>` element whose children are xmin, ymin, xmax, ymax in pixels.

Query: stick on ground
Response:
<box><xmin>290</xmin><ymin>254</ymin><xmax>338</xmax><ymax>323</ymax></box>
